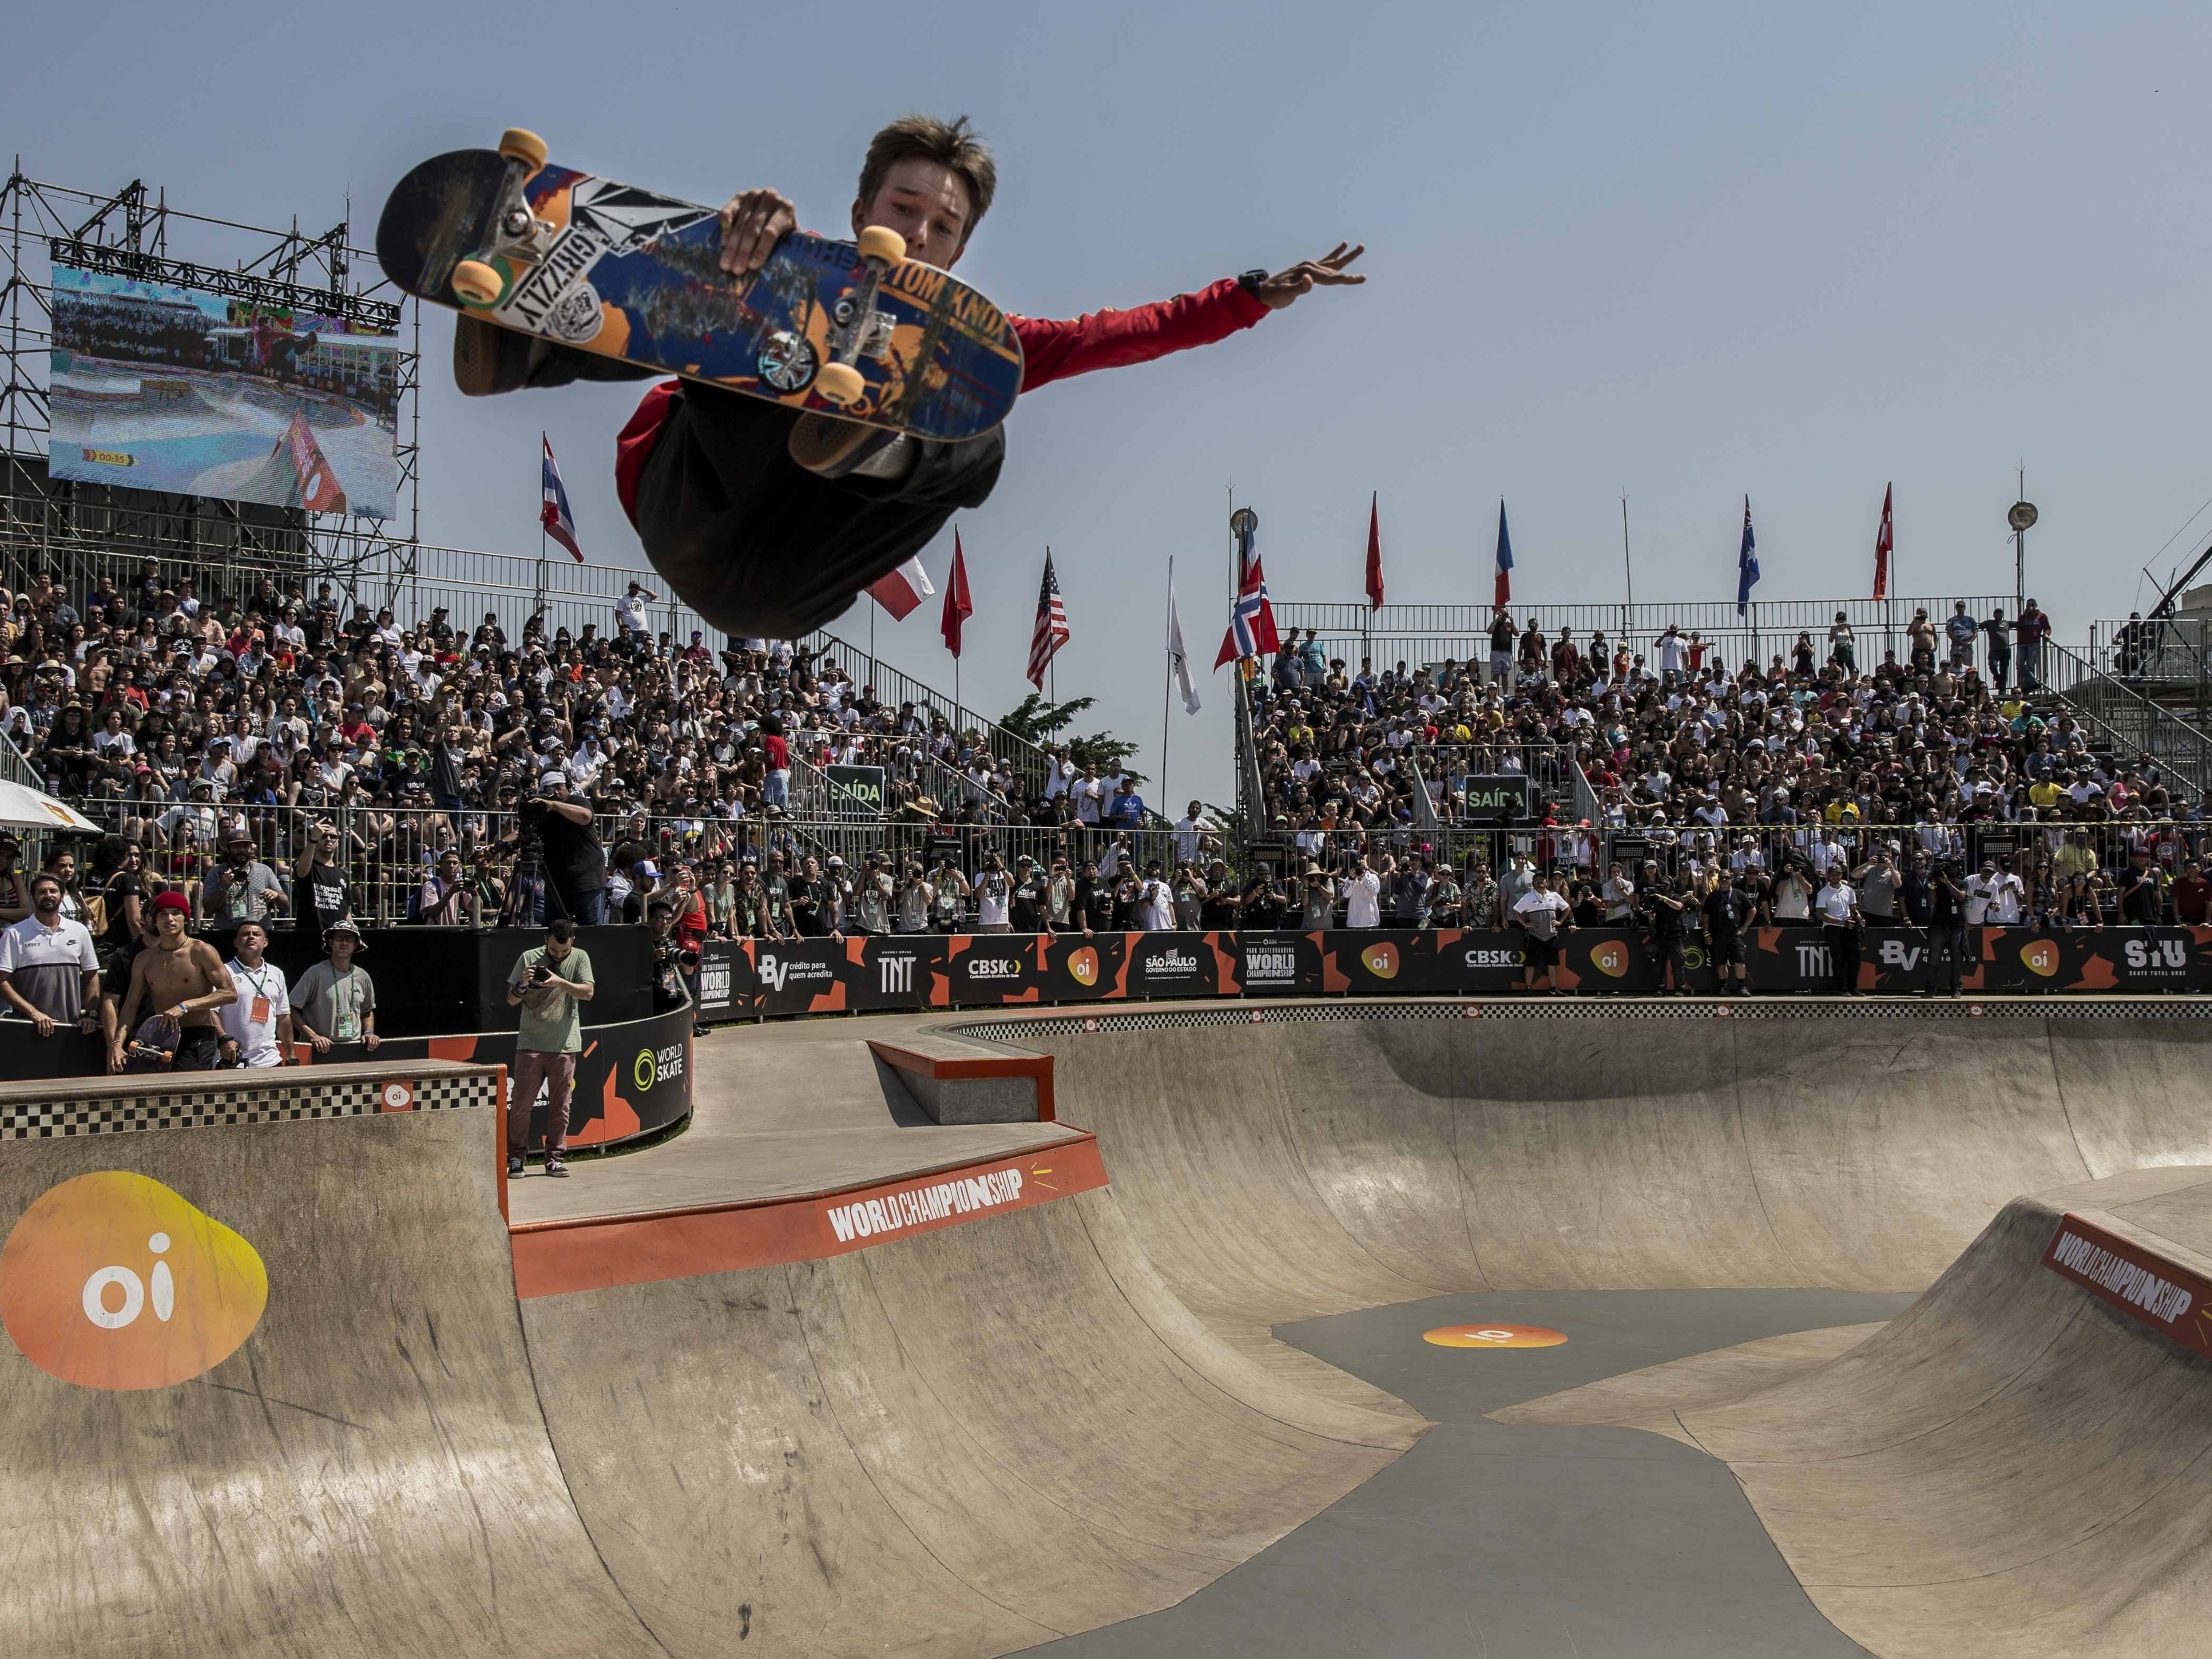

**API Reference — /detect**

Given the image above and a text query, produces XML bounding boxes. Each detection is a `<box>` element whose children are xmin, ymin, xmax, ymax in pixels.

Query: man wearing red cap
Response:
<box><xmin>110</xmin><ymin>889</ymin><xmax>235</xmax><ymax>1072</ymax></box>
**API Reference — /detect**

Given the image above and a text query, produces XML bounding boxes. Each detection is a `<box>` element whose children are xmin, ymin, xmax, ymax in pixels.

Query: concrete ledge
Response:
<box><xmin>868</xmin><ymin>1038</ymin><xmax>1055</xmax><ymax>1124</ymax></box>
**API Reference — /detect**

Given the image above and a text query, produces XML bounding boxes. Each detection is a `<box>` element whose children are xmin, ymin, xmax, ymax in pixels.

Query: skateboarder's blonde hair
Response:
<box><xmin>857</xmin><ymin>114</ymin><xmax>997</xmax><ymax>248</ymax></box>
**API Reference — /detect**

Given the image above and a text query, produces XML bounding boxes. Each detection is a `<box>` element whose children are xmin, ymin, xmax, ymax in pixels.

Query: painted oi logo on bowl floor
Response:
<box><xmin>0</xmin><ymin>1171</ymin><xmax>267</xmax><ymax>1391</ymax></box>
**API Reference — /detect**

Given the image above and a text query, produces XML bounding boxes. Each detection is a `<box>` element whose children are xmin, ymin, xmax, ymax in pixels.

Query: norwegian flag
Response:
<box><xmin>1215</xmin><ymin>509</ymin><xmax>1282</xmax><ymax>668</ymax></box>
<box><xmin>540</xmin><ymin>434</ymin><xmax>584</xmax><ymax>562</ymax></box>
<box><xmin>1026</xmin><ymin>550</ymin><xmax>1070</xmax><ymax>688</ymax></box>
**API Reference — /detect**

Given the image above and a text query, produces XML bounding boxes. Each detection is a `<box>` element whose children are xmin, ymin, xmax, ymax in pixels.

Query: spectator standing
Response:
<box><xmin>1511</xmin><ymin>870</ymin><xmax>1571</xmax><ymax>993</ymax></box>
<box><xmin>1640</xmin><ymin>863</ymin><xmax>1688</xmax><ymax>994</ymax></box>
<box><xmin>973</xmin><ymin>854</ymin><xmax>1013</xmax><ymax>932</ymax></box>
<box><xmin>416</xmin><ymin>848</ymin><xmax>476</xmax><ymax>926</ymax></box>
<box><xmin>1342</xmin><ymin>857</ymin><xmax>1383</xmax><ymax>929</ymax></box>
<box><xmin>1173</xmin><ymin>802</ymin><xmax>1209</xmax><ymax>866</ymax></box>
<box><xmin>100</xmin><ymin>837</ymin><xmax>148</xmax><ymax>966</ymax></box>
<box><xmin>527</xmin><ymin>775</ymin><xmax>609</xmax><ymax>924</ymax></box>
<box><xmin>1702</xmin><ymin>873</ymin><xmax>1750</xmax><ymax>996</ymax></box>
<box><xmin>1300</xmin><ymin>863</ymin><xmax>1336</xmax><ymax>929</ymax></box>
<box><xmin>506</xmin><ymin>918</ymin><xmax>595</xmax><ymax>1178</ymax></box>
<box><xmin>2015</xmin><ymin>601</ymin><xmax>2051</xmax><ymax>692</ymax></box>
<box><xmin>0</xmin><ymin>835</ymin><xmax>31</xmax><ymax>925</ymax></box>
<box><xmin>1009</xmin><ymin>856</ymin><xmax>1047</xmax><ymax>933</ymax></box>
<box><xmin>293</xmin><ymin>821</ymin><xmax>354</xmax><ymax>946</ymax></box>
<box><xmin>0</xmin><ymin>871</ymin><xmax>100</xmax><ymax>1039</ymax></box>
<box><xmin>2172</xmin><ymin>859</ymin><xmax>2210</xmax><ymax>927</ymax></box>
<box><xmin>290</xmin><ymin>920</ymin><xmax>380</xmax><ymax>1055</ymax></box>
<box><xmin>1816</xmin><ymin>869</ymin><xmax>1863</xmax><ymax>995</ymax></box>
<box><xmin>1928</xmin><ymin>857</ymin><xmax>1969</xmax><ymax>996</ymax></box>
<box><xmin>1980</xmin><ymin>608</ymin><xmax>2011</xmax><ymax>691</ymax></box>
<box><xmin>2118</xmin><ymin>847</ymin><xmax>2166</xmax><ymax>926</ymax></box>
<box><xmin>1137</xmin><ymin>862</ymin><xmax>1176</xmax><ymax>931</ymax></box>
<box><xmin>217</xmin><ymin>920</ymin><xmax>290</xmax><ymax>1068</ymax></box>
<box><xmin>1945</xmin><ymin>602</ymin><xmax>1980</xmax><ymax>669</ymax></box>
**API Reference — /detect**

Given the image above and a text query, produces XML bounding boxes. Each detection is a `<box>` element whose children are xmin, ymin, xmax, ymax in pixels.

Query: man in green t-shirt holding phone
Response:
<box><xmin>505</xmin><ymin>918</ymin><xmax>595</xmax><ymax>1177</ymax></box>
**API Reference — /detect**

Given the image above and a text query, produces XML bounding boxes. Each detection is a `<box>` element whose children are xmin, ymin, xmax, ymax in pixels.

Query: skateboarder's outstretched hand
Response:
<box><xmin>719</xmin><ymin>187</ymin><xmax>800</xmax><ymax>276</ymax></box>
<box><xmin>1251</xmin><ymin>242</ymin><xmax>1367</xmax><ymax>310</ymax></box>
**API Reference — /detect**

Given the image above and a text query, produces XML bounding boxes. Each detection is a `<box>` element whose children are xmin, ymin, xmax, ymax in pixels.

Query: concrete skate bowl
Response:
<box><xmin>0</xmin><ymin>1064</ymin><xmax>1415</xmax><ymax>1659</ymax></box>
<box><xmin>977</xmin><ymin>1002</ymin><xmax>2212</xmax><ymax>1657</ymax></box>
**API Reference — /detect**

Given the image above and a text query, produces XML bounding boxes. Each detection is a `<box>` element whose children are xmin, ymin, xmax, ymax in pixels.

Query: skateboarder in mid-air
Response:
<box><xmin>456</xmin><ymin>113</ymin><xmax>1362</xmax><ymax>639</ymax></box>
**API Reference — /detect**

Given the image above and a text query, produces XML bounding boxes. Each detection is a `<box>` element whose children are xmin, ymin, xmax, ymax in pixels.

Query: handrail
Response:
<box><xmin>2046</xmin><ymin>639</ymin><xmax>2212</xmax><ymax>800</ymax></box>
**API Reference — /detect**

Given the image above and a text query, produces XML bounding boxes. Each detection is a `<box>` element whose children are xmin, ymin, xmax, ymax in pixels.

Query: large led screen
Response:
<box><xmin>49</xmin><ymin>264</ymin><xmax>400</xmax><ymax>519</ymax></box>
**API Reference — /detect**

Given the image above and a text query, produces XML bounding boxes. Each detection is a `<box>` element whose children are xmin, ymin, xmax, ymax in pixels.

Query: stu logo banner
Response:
<box><xmin>0</xmin><ymin>1172</ymin><xmax>268</xmax><ymax>1391</ymax></box>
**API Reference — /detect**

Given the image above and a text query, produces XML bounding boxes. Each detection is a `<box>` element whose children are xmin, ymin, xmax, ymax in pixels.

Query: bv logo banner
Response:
<box><xmin>0</xmin><ymin>1172</ymin><xmax>268</xmax><ymax>1391</ymax></box>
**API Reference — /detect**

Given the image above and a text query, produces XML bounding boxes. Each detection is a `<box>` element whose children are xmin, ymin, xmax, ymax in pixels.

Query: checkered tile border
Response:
<box><xmin>0</xmin><ymin>1068</ymin><xmax>500</xmax><ymax>1140</ymax></box>
<box><xmin>949</xmin><ymin>996</ymin><xmax>2212</xmax><ymax>1041</ymax></box>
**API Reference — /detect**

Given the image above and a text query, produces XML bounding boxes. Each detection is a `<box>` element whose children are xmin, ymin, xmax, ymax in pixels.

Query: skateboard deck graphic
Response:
<box><xmin>377</xmin><ymin>141</ymin><xmax>1022</xmax><ymax>440</ymax></box>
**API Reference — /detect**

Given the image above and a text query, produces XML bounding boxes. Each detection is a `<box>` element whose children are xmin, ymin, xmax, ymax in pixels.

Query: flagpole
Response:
<box><xmin>1162</xmin><ymin>557</ymin><xmax>1174</xmax><ymax>814</ymax></box>
<box><xmin>536</xmin><ymin>432</ymin><xmax>548</xmax><ymax>626</ymax></box>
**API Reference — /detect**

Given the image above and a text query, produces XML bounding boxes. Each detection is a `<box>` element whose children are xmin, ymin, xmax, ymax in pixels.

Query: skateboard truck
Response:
<box><xmin>450</xmin><ymin>128</ymin><xmax>554</xmax><ymax>307</ymax></box>
<box><xmin>814</xmin><ymin>225</ymin><xmax>907</xmax><ymax>405</ymax></box>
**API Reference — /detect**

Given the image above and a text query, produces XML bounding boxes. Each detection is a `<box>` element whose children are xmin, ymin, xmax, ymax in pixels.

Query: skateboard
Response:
<box><xmin>376</xmin><ymin>129</ymin><xmax>1022</xmax><ymax>440</ymax></box>
<box><xmin>124</xmin><ymin>1014</ymin><xmax>180</xmax><ymax>1074</ymax></box>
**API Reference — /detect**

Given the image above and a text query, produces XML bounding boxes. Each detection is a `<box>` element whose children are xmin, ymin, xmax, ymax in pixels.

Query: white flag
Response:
<box><xmin>1167</xmin><ymin>579</ymin><xmax>1201</xmax><ymax>714</ymax></box>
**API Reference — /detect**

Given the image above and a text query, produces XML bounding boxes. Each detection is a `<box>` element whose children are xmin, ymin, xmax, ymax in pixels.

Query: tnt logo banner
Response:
<box><xmin>0</xmin><ymin>1172</ymin><xmax>267</xmax><ymax>1391</ymax></box>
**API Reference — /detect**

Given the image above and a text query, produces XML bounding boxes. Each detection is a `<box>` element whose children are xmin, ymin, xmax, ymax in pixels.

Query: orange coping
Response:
<box><xmin>509</xmin><ymin>1134</ymin><xmax>1107</xmax><ymax>1298</ymax></box>
<box><xmin>867</xmin><ymin>1040</ymin><xmax>1056</xmax><ymax>1122</ymax></box>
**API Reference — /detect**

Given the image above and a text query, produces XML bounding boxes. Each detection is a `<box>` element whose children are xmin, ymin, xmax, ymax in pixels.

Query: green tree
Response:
<box><xmin>998</xmin><ymin>692</ymin><xmax>1144</xmax><ymax>786</ymax></box>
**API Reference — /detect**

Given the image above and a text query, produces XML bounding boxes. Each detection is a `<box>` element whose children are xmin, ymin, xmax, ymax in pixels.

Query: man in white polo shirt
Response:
<box><xmin>218</xmin><ymin>919</ymin><xmax>291</xmax><ymax>1068</ymax></box>
<box><xmin>0</xmin><ymin>871</ymin><xmax>99</xmax><ymax>1038</ymax></box>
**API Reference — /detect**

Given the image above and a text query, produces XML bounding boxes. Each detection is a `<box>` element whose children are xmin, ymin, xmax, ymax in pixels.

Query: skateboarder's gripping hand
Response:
<box><xmin>1252</xmin><ymin>242</ymin><xmax>1367</xmax><ymax>310</ymax></box>
<box><xmin>719</xmin><ymin>188</ymin><xmax>799</xmax><ymax>277</ymax></box>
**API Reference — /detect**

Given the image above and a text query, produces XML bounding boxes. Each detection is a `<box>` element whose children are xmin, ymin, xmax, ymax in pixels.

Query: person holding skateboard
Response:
<box><xmin>460</xmin><ymin>114</ymin><xmax>1363</xmax><ymax>638</ymax></box>
<box><xmin>110</xmin><ymin>890</ymin><xmax>236</xmax><ymax>1073</ymax></box>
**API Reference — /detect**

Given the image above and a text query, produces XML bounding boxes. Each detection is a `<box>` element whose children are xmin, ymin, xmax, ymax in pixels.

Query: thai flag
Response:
<box><xmin>540</xmin><ymin>434</ymin><xmax>584</xmax><ymax>562</ymax></box>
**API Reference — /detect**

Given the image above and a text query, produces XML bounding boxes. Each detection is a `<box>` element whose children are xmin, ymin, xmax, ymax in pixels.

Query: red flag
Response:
<box><xmin>1872</xmin><ymin>483</ymin><xmax>1893</xmax><ymax>601</ymax></box>
<box><xmin>1364</xmin><ymin>492</ymin><xmax>1384</xmax><ymax>610</ymax></box>
<box><xmin>940</xmin><ymin>529</ymin><xmax>973</xmax><ymax>657</ymax></box>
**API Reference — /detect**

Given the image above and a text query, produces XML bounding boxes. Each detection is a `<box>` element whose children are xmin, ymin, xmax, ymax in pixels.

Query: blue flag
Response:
<box><xmin>1736</xmin><ymin>495</ymin><xmax>1759</xmax><ymax>616</ymax></box>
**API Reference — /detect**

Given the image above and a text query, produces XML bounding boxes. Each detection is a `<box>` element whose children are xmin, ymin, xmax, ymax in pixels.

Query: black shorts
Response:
<box><xmin>173</xmin><ymin>1026</ymin><xmax>223</xmax><ymax>1072</ymax></box>
<box><xmin>1707</xmin><ymin>930</ymin><xmax>1746</xmax><ymax>966</ymax></box>
<box><xmin>1521</xmin><ymin>934</ymin><xmax>1559</xmax><ymax>968</ymax></box>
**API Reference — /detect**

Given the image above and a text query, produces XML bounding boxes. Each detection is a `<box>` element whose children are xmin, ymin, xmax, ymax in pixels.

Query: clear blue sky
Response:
<box><xmin>10</xmin><ymin>2</ymin><xmax>2209</xmax><ymax>802</ymax></box>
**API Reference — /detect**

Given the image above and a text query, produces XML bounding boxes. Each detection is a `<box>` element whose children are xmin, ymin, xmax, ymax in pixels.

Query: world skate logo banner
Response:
<box><xmin>2043</xmin><ymin>1213</ymin><xmax>2212</xmax><ymax>1361</ymax></box>
<box><xmin>48</xmin><ymin>264</ymin><xmax>401</xmax><ymax>519</ymax></box>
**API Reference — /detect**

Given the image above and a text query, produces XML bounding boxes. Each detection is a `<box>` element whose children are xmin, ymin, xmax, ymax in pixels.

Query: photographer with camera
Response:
<box><xmin>504</xmin><ymin>917</ymin><xmax>595</xmax><ymax>1178</ymax></box>
<box><xmin>517</xmin><ymin>774</ymin><xmax>608</xmax><ymax>925</ymax></box>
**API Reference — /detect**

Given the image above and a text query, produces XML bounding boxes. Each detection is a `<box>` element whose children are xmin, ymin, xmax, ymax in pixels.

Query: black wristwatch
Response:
<box><xmin>1237</xmin><ymin>268</ymin><xmax>1269</xmax><ymax>297</ymax></box>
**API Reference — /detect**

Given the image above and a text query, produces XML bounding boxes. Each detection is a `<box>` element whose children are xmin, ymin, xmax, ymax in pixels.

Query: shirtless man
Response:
<box><xmin>110</xmin><ymin>889</ymin><xmax>236</xmax><ymax>1073</ymax></box>
<box><xmin>458</xmin><ymin>113</ymin><xmax>1362</xmax><ymax>639</ymax></box>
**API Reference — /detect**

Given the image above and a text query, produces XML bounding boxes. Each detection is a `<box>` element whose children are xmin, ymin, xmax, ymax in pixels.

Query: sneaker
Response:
<box><xmin>454</xmin><ymin>315</ymin><xmax>548</xmax><ymax>397</ymax></box>
<box><xmin>507</xmin><ymin>1154</ymin><xmax>525</xmax><ymax>1177</ymax></box>
<box><xmin>543</xmin><ymin>1154</ymin><xmax>570</xmax><ymax>1178</ymax></box>
<box><xmin>787</xmin><ymin>411</ymin><xmax>901</xmax><ymax>477</ymax></box>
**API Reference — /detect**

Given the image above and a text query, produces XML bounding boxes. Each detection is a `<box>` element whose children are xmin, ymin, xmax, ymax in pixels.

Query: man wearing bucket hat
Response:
<box><xmin>288</xmin><ymin>918</ymin><xmax>379</xmax><ymax>1055</ymax></box>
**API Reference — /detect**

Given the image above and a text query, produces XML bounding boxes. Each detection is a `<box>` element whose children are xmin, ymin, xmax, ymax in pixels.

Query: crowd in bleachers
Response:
<box><xmin>1244</xmin><ymin>600</ymin><xmax>2212</xmax><ymax>929</ymax></box>
<box><xmin>0</xmin><ymin>558</ymin><xmax>1216</xmax><ymax>935</ymax></box>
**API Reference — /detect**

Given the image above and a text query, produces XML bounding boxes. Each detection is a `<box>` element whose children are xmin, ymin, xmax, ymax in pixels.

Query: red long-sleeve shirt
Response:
<box><xmin>614</xmin><ymin>276</ymin><xmax>1268</xmax><ymax>521</ymax></box>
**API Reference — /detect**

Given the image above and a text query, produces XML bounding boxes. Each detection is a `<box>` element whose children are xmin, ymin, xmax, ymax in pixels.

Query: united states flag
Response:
<box><xmin>1026</xmin><ymin>551</ymin><xmax>1070</xmax><ymax>688</ymax></box>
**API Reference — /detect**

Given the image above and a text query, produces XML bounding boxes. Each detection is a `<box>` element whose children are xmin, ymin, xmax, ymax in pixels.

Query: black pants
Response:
<box><xmin>530</xmin><ymin>346</ymin><xmax>1007</xmax><ymax>637</ymax></box>
<box><xmin>1933</xmin><ymin>924</ymin><xmax>1969</xmax><ymax>994</ymax></box>
<box><xmin>1648</xmin><ymin>933</ymin><xmax>1686</xmax><ymax>992</ymax></box>
<box><xmin>1988</xmin><ymin>651</ymin><xmax>2010</xmax><ymax>692</ymax></box>
<box><xmin>1824</xmin><ymin>923</ymin><xmax>1861</xmax><ymax>994</ymax></box>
